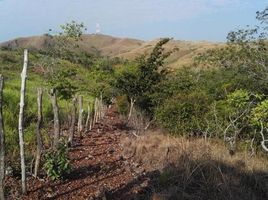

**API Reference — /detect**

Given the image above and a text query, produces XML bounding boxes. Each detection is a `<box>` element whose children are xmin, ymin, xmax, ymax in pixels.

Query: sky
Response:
<box><xmin>0</xmin><ymin>0</ymin><xmax>267</xmax><ymax>42</ymax></box>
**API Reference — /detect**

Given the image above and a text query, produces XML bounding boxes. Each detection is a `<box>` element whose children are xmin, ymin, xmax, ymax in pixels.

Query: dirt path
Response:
<box><xmin>6</xmin><ymin>107</ymin><xmax>152</xmax><ymax>200</ymax></box>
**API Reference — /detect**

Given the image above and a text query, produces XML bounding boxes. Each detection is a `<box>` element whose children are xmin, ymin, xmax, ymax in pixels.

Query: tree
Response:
<box><xmin>115</xmin><ymin>64</ymin><xmax>140</xmax><ymax>120</ymax></box>
<box><xmin>45</xmin><ymin>21</ymin><xmax>87</xmax><ymax>62</ymax></box>
<box><xmin>48</xmin><ymin>68</ymin><xmax>77</xmax><ymax>100</ymax></box>
<box><xmin>114</xmin><ymin>38</ymin><xmax>174</xmax><ymax>119</ymax></box>
<box><xmin>196</xmin><ymin>7</ymin><xmax>268</xmax><ymax>95</ymax></box>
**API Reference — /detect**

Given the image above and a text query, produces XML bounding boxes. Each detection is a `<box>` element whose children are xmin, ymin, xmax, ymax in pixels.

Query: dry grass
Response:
<box><xmin>122</xmin><ymin>132</ymin><xmax>268</xmax><ymax>200</ymax></box>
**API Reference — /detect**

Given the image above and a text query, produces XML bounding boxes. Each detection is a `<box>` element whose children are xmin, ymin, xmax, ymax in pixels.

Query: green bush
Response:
<box><xmin>44</xmin><ymin>142</ymin><xmax>71</xmax><ymax>181</ymax></box>
<box><xmin>116</xmin><ymin>95</ymin><xmax>129</xmax><ymax>115</ymax></box>
<box><xmin>156</xmin><ymin>92</ymin><xmax>210</xmax><ymax>135</ymax></box>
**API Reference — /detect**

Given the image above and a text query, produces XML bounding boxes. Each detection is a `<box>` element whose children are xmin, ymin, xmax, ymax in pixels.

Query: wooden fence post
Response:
<box><xmin>34</xmin><ymin>88</ymin><xmax>43</xmax><ymax>177</ymax></box>
<box><xmin>0</xmin><ymin>75</ymin><xmax>5</xmax><ymax>200</ymax></box>
<box><xmin>18</xmin><ymin>49</ymin><xmax>28</xmax><ymax>194</ymax></box>
<box><xmin>78</xmin><ymin>95</ymin><xmax>83</xmax><ymax>138</ymax></box>
<box><xmin>50</xmin><ymin>89</ymin><xmax>60</xmax><ymax>149</ymax></box>
<box><xmin>68</xmin><ymin>97</ymin><xmax>77</xmax><ymax>146</ymax></box>
<box><xmin>85</xmin><ymin>104</ymin><xmax>91</xmax><ymax>131</ymax></box>
<box><xmin>93</xmin><ymin>98</ymin><xmax>98</xmax><ymax>124</ymax></box>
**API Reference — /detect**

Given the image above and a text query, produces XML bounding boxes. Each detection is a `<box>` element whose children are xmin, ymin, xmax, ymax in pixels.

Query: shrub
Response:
<box><xmin>44</xmin><ymin>142</ymin><xmax>71</xmax><ymax>180</ymax></box>
<box><xmin>116</xmin><ymin>95</ymin><xmax>129</xmax><ymax>116</ymax></box>
<box><xmin>155</xmin><ymin>92</ymin><xmax>210</xmax><ymax>135</ymax></box>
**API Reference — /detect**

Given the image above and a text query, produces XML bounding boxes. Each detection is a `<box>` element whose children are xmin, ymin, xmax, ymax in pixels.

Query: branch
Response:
<box><xmin>260</xmin><ymin>122</ymin><xmax>268</xmax><ymax>152</ymax></box>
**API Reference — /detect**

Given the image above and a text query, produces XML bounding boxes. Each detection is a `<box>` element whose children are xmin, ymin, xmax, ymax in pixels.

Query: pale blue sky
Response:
<box><xmin>0</xmin><ymin>0</ymin><xmax>267</xmax><ymax>42</ymax></box>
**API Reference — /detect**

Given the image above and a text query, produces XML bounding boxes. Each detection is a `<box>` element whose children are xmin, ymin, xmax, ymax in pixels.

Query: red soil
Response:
<box><xmin>6</xmin><ymin>108</ymin><xmax>150</xmax><ymax>200</ymax></box>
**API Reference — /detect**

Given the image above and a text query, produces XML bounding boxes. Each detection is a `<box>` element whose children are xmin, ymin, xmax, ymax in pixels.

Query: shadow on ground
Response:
<box><xmin>109</xmin><ymin>156</ymin><xmax>268</xmax><ymax>200</ymax></box>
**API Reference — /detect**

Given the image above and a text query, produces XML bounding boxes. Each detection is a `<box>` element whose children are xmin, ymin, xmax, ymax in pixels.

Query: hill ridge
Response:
<box><xmin>0</xmin><ymin>34</ymin><xmax>223</xmax><ymax>68</ymax></box>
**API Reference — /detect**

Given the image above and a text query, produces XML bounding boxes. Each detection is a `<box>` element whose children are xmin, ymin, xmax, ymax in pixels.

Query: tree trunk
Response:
<box><xmin>50</xmin><ymin>89</ymin><xmax>60</xmax><ymax>150</ymax></box>
<box><xmin>128</xmin><ymin>98</ymin><xmax>135</xmax><ymax>121</ymax></box>
<box><xmin>18</xmin><ymin>49</ymin><xmax>28</xmax><ymax>194</ymax></box>
<box><xmin>34</xmin><ymin>88</ymin><xmax>43</xmax><ymax>178</ymax></box>
<box><xmin>78</xmin><ymin>95</ymin><xmax>83</xmax><ymax>138</ymax></box>
<box><xmin>0</xmin><ymin>75</ymin><xmax>5</xmax><ymax>200</ymax></box>
<box><xmin>68</xmin><ymin>97</ymin><xmax>77</xmax><ymax>146</ymax></box>
<box><xmin>85</xmin><ymin>104</ymin><xmax>91</xmax><ymax>131</ymax></box>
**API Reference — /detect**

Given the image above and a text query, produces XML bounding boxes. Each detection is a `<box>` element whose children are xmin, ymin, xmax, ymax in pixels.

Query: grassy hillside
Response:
<box><xmin>0</xmin><ymin>48</ymin><xmax>113</xmax><ymax>163</ymax></box>
<box><xmin>0</xmin><ymin>34</ymin><xmax>223</xmax><ymax>68</ymax></box>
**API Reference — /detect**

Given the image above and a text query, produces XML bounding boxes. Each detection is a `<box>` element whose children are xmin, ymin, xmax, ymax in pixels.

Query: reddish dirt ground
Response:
<box><xmin>5</xmin><ymin>108</ymin><xmax>153</xmax><ymax>200</ymax></box>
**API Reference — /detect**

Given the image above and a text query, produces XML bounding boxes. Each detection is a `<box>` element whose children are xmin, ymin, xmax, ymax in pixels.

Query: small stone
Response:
<box><xmin>108</xmin><ymin>148</ymin><xmax>115</xmax><ymax>154</ymax></box>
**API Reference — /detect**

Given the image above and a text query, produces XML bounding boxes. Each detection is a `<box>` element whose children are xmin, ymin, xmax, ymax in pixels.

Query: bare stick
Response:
<box><xmin>34</xmin><ymin>88</ymin><xmax>43</xmax><ymax>178</ymax></box>
<box><xmin>128</xmin><ymin>98</ymin><xmax>135</xmax><ymax>121</ymax></box>
<box><xmin>0</xmin><ymin>75</ymin><xmax>5</xmax><ymax>200</ymax></box>
<box><xmin>18</xmin><ymin>49</ymin><xmax>28</xmax><ymax>194</ymax></box>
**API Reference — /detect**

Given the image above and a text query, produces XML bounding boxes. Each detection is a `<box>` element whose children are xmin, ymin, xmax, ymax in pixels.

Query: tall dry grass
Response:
<box><xmin>122</xmin><ymin>132</ymin><xmax>268</xmax><ymax>200</ymax></box>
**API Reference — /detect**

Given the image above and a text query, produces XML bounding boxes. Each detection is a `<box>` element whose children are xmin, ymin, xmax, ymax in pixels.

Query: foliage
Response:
<box><xmin>195</xmin><ymin>7</ymin><xmax>268</xmax><ymax>96</ymax></box>
<box><xmin>48</xmin><ymin>68</ymin><xmax>78</xmax><ymax>100</ymax></box>
<box><xmin>156</xmin><ymin>92</ymin><xmax>210</xmax><ymax>135</ymax></box>
<box><xmin>251</xmin><ymin>99</ymin><xmax>268</xmax><ymax>127</ymax></box>
<box><xmin>59</xmin><ymin>21</ymin><xmax>86</xmax><ymax>41</ymax></box>
<box><xmin>115</xmin><ymin>38</ymin><xmax>173</xmax><ymax>116</ymax></box>
<box><xmin>116</xmin><ymin>95</ymin><xmax>129</xmax><ymax>115</ymax></box>
<box><xmin>44</xmin><ymin>21</ymin><xmax>87</xmax><ymax>62</ymax></box>
<box><xmin>44</xmin><ymin>142</ymin><xmax>71</xmax><ymax>181</ymax></box>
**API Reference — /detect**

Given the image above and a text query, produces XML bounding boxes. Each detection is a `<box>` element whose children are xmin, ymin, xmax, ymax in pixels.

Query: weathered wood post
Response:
<box><xmin>34</xmin><ymin>88</ymin><xmax>43</xmax><ymax>177</ymax></box>
<box><xmin>85</xmin><ymin>104</ymin><xmax>91</xmax><ymax>131</ymax></box>
<box><xmin>18</xmin><ymin>49</ymin><xmax>28</xmax><ymax>194</ymax></box>
<box><xmin>50</xmin><ymin>89</ymin><xmax>60</xmax><ymax>149</ymax></box>
<box><xmin>0</xmin><ymin>75</ymin><xmax>5</xmax><ymax>200</ymax></box>
<box><xmin>68</xmin><ymin>97</ymin><xmax>77</xmax><ymax>146</ymax></box>
<box><xmin>93</xmin><ymin>98</ymin><xmax>98</xmax><ymax>124</ymax></box>
<box><xmin>77</xmin><ymin>95</ymin><xmax>83</xmax><ymax>138</ymax></box>
<box><xmin>100</xmin><ymin>93</ymin><xmax>104</xmax><ymax>119</ymax></box>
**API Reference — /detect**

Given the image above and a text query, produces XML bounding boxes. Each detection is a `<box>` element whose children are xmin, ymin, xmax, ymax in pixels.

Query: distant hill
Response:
<box><xmin>0</xmin><ymin>34</ymin><xmax>223</xmax><ymax>68</ymax></box>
